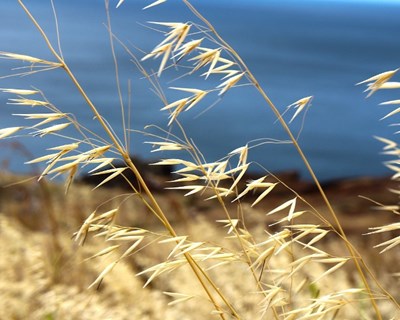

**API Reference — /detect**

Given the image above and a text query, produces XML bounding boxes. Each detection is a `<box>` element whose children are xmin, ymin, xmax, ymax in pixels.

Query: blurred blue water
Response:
<box><xmin>0</xmin><ymin>0</ymin><xmax>399</xmax><ymax>181</ymax></box>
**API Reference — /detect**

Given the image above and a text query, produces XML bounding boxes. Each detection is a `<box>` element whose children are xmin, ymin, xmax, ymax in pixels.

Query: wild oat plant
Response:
<box><xmin>0</xmin><ymin>1</ymin><xmax>399</xmax><ymax>319</ymax></box>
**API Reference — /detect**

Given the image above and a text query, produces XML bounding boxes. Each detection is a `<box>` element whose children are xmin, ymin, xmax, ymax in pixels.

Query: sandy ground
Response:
<box><xmin>0</xmin><ymin>170</ymin><xmax>399</xmax><ymax>319</ymax></box>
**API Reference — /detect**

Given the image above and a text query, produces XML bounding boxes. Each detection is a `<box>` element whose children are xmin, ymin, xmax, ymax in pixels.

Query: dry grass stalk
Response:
<box><xmin>0</xmin><ymin>1</ymin><xmax>399</xmax><ymax>319</ymax></box>
<box><xmin>358</xmin><ymin>70</ymin><xmax>400</xmax><ymax>267</ymax></box>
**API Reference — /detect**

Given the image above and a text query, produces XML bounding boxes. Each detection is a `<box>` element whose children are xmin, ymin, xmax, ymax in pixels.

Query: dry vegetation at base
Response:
<box><xmin>1</xmin><ymin>1</ymin><xmax>400</xmax><ymax>318</ymax></box>
<box><xmin>0</xmin><ymin>171</ymin><xmax>399</xmax><ymax>319</ymax></box>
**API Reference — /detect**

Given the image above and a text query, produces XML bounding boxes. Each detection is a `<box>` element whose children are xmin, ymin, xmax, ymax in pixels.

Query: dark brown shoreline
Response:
<box><xmin>1</xmin><ymin>167</ymin><xmax>398</xmax><ymax>234</ymax></box>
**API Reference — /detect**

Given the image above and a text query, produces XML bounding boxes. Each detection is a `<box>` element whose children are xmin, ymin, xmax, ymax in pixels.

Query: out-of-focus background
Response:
<box><xmin>1</xmin><ymin>0</ymin><xmax>400</xmax><ymax>180</ymax></box>
<box><xmin>1</xmin><ymin>2</ymin><xmax>400</xmax><ymax>319</ymax></box>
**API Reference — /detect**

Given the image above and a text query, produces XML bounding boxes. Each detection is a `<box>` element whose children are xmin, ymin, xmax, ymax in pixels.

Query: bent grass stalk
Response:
<box><xmin>1</xmin><ymin>0</ymin><xmax>398</xmax><ymax>318</ymax></box>
<box><xmin>112</xmin><ymin>33</ymin><xmax>279</xmax><ymax>304</ymax></box>
<box><xmin>17</xmin><ymin>0</ymin><xmax>239</xmax><ymax>318</ymax></box>
<box><xmin>138</xmin><ymin>2</ymin><xmax>399</xmax><ymax>314</ymax></box>
<box><xmin>180</xmin><ymin>0</ymin><xmax>396</xmax><ymax>317</ymax></box>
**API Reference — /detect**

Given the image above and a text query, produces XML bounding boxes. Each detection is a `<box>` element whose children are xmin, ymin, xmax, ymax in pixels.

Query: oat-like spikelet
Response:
<box><xmin>383</xmin><ymin>161</ymin><xmax>400</xmax><ymax>180</ymax></box>
<box><xmin>14</xmin><ymin>112</ymin><xmax>67</xmax><ymax>127</ymax></box>
<box><xmin>26</xmin><ymin>142</ymin><xmax>80</xmax><ymax>180</ymax></box>
<box><xmin>82</xmin><ymin>145</ymin><xmax>112</xmax><ymax>160</ymax></box>
<box><xmin>116</xmin><ymin>0</ymin><xmax>124</xmax><ymax>8</ymax></box>
<box><xmin>160</xmin><ymin>98</ymin><xmax>188</xmax><ymax>125</ymax></box>
<box><xmin>311</xmin><ymin>257</ymin><xmax>349</xmax><ymax>283</ymax></box>
<box><xmin>284</xmin><ymin>288</ymin><xmax>364</xmax><ymax>319</ymax></box>
<box><xmin>247</xmin><ymin>229</ymin><xmax>294</xmax><ymax>274</ymax></box>
<box><xmin>0</xmin><ymin>127</ymin><xmax>23</xmax><ymax>139</ymax></box>
<box><xmin>148</xmin><ymin>136</ymin><xmax>252</xmax><ymax>205</ymax></box>
<box><xmin>233</xmin><ymin>176</ymin><xmax>278</xmax><ymax>206</ymax></box>
<box><xmin>85</xmin><ymin>245</ymin><xmax>121</xmax><ymax>261</ymax></box>
<box><xmin>160</xmin><ymin>87</ymin><xmax>208</xmax><ymax>125</ymax></box>
<box><xmin>376</xmin><ymin>82</ymin><xmax>400</xmax><ymax>89</ymax></box>
<box><xmin>152</xmin><ymin>158</ymin><xmax>197</xmax><ymax>167</ymax></box>
<box><xmin>267</xmin><ymin>197</ymin><xmax>297</xmax><ymax>222</ymax></box>
<box><xmin>0</xmin><ymin>51</ymin><xmax>61</xmax><ymax>66</ymax></box>
<box><xmin>216</xmin><ymin>219</ymin><xmax>239</xmax><ymax>235</ymax></box>
<box><xmin>366</xmin><ymin>223</ymin><xmax>400</xmax><ymax>253</ymax></box>
<box><xmin>258</xmin><ymin>285</ymin><xmax>288</xmax><ymax>317</ymax></box>
<box><xmin>142</xmin><ymin>22</ymin><xmax>192</xmax><ymax>76</ymax></box>
<box><xmin>0</xmin><ymin>51</ymin><xmax>62</xmax><ymax>77</ymax></box>
<box><xmin>192</xmin><ymin>247</ymin><xmax>236</xmax><ymax>264</ymax></box>
<box><xmin>173</xmin><ymin>38</ymin><xmax>203</xmax><ymax>61</ymax></box>
<box><xmin>143</xmin><ymin>0</ymin><xmax>167</xmax><ymax>10</ymax></box>
<box><xmin>159</xmin><ymin>236</ymin><xmax>189</xmax><ymax>259</ymax></box>
<box><xmin>90</xmin><ymin>167</ymin><xmax>127</xmax><ymax>189</ymax></box>
<box><xmin>169</xmin><ymin>87</ymin><xmax>208</xmax><ymax>111</ymax></box>
<box><xmin>0</xmin><ymin>88</ymin><xmax>39</xmax><ymax>95</ymax></box>
<box><xmin>145</xmin><ymin>141</ymin><xmax>188</xmax><ymax>152</ymax></box>
<box><xmin>228</xmin><ymin>144</ymin><xmax>248</xmax><ymax>166</ymax></box>
<box><xmin>138</xmin><ymin>259</ymin><xmax>187</xmax><ymax>288</ymax></box>
<box><xmin>276</xmin><ymin>225</ymin><xmax>330</xmax><ymax>254</ymax></box>
<box><xmin>86</xmin><ymin>157</ymin><xmax>115</xmax><ymax>172</ymax></box>
<box><xmin>72</xmin><ymin>206</ymin><xmax>151</xmax><ymax>290</ymax></box>
<box><xmin>286</xmin><ymin>96</ymin><xmax>313</xmax><ymax>123</ymax></box>
<box><xmin>200</xmin><ymin>58</ymin><xmax>237</xmax><ymax>79</ymax></box>
<box><xmin>216</xmin><ymin>72</ymin><xmax>245</xmax><ymax>96</ymax></box>
<box><xmin>32</xmin><ymin>122</ymin><xmax>71</xmax><ymax>137</ymax></box>
<box><xmin>374</xmin><ymin>136</ymin><xmax>397</xmax><ymax>151</ymax></box>
<box><xmin>379</xmin><ymin>97</ymin><xmax>400</xmax><ymax>120</ymax></box>
<box><xmin>189</xmin><ymin>47</ymin><xmax>221</xmax><ymax>76</ymax></box>
<box><xmin>163</xmin><ymin>292</ymin><xmax>194</xmax><ymax>306</ymax></box>
<box><xmin>74</xmin><ymin>212</ymin><xmax>96</xmax><ymax>246</ymax></box>
<box><xmin>8</xmin><ymin>98</ymin><xmax>49</xmax><ymax>106</ymax></box>
<box><xmin>148</xmin><ymin>22</ymin><xmax>191</xmax><ymax>51</ymax></box>
<box><xmin>357</xmin><ymin>68</ymin><xmax>398</xmax><ymax>97</ymax></box>
<box><xmin>88</xmin><ymin>261</ymin><xmax>119</xmax><ymax>289</ymax></box>
<box><xmin>361</xmin><ymin>70</ymin><xmax>400</xmax><ymax>261</ymax></box>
